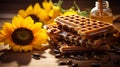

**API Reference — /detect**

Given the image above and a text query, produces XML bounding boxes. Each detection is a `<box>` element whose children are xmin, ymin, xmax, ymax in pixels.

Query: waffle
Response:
<box><xmin>47</xmin><ymin>15</ymin><xmax>119</xmax><ymax>53</ymax></box>
<box><xmin>47</xmin><ymin>24</ymin><xmax>117</xmax><ymax>47</ymax></box>
<box><xmin>55</xmin><ymin>15</ymin><xmax>114</xmax><ymax>37</ymax></box>
<box><xmin>47</xmin><ymin>25</ymin><xmax>118</xmax><ymax>53</ymax></box>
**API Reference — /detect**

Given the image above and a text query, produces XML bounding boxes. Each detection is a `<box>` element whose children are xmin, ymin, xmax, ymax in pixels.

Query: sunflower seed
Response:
<box><xmin>58</xmin><ymin>61</ymin><xmax>67</xmax><ymax>65</ymax></box>
<box><xmin>32</xmin><ymin>53</ymin><xmax>41</xmax><ymax>60</ymax></box>
<box><xmin>72</xmin><ymin>63</ymin><xmax>79</xmax><ymax>67</ymax></box>
<box><xmin>91</xmin><ymin>63</ymin><xmax>101</xmax><ymax>67</ymax></box>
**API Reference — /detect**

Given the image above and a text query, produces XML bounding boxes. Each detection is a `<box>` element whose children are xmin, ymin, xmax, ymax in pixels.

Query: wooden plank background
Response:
<box><xmin>0</xmin><ymin>0</ymin><xmax>120</xmax><ymax>14</ymax></box>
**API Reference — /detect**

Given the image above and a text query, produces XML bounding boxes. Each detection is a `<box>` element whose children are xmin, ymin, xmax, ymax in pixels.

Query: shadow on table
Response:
<box><xmin>0</xmin><ymin>50</ymin><xmax>46</xmax><ymax>65</ymax></box>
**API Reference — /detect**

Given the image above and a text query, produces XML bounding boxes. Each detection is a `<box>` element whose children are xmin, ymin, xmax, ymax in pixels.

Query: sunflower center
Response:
<box><xmin>11</xmin><ymin>28</ymin><xmax>34</xmax><ymax>45</ymax></box>
<box><xmin>29</xmin><ymin>15</ymin><xmax>39</xmax><ymax>22</ymax></box>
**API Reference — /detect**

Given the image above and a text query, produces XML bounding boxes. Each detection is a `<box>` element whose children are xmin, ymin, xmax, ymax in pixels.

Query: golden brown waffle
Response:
<box><xmin>47</xmin><ymin>25</ymin><xmax>117</xmax><ymax>47</ymax></box>
<box><xmin>55</xmin><ymin>15</ymin><xmax>114</xmax><ymax>37</ymax></box>
<box><xmin>47</xmin><ymin>24</ymin><xmax>119</xmax><ymax>53</ymax></box>
<box><xmin>47</xmin><ymin>15</ymin><xmax>119</xmax><ymax>53</ymax></box>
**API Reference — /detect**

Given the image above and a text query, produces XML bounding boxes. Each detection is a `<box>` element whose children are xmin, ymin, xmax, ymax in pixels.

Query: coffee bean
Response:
<box><xmin>53</xmin><ymin>49</ymin><xmax>60</xmax><ymax>54</ymax></box>
<box><xmin>32</xmin><ymin>53</ymin><xmax>41</xmax><ymax>60</ymax></box>
<box><xmin>58</xmin><ymin>61</ymin><xmax>67</xmax><ymax>65</ymax></box>
<box><xmin>72</xmin><ymin>63</ymin><xmax>79</xmax><ymax>67</ymax></box>
<box><xmin>66</xmin><ymin>60</ymin><xmax>72</xmax><ymax>65</ymax></box>
<box><xmin>91</xmin><ymin>63</ymin><xmax>100</xmax><ymax>67</ymax></box>
<box><xmin>32</xmin><ymin>56</ymin><xmax>40</xmax><ymax>60</ymax></box>
<box><xmin>32</xmin><ymin>53</ymin><xmax>41</xmax><ymax>57</ymax></box>
<box><xmin>55</xmin><ymin>54</ymin><xmax>62</xmax><ymax>58</ymax></box>
<box><xmin>113</xmin><ymin>59</ymin><xmax>119</xmax><ymax>64</ymax></box>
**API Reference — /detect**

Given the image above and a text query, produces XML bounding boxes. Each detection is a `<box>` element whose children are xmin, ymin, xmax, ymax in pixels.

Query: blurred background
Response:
<box><xmin>0</xmin><ymin>0</ymin><xmax>120</xmax><ymax>19</ymax></box>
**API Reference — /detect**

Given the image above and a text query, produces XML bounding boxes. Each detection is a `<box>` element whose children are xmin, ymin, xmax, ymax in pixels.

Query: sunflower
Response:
<box><xmin>18</xmin><ymin>0</ymin><xmax>62</xmax><ymax>25</ymax></box>
<box><xmin>18</xmin><ymin>3</ymin><xmax>43</xmax><ymax>23</ymax></box>
<box><xmin>0</xmin><ymin>15</ymin><xmax>48</xmax><ymax>52</ymax></box>
<box><xmin>18</xmin><ymin>1</ymin><xmax>53</xmax><ymax>25</ymax></box>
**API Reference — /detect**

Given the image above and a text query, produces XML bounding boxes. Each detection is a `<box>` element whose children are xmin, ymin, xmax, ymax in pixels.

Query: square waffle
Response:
<box><xmin>47</xmin><ymin>15</ymin><xmax>118</xmax><ymax>53</ymax></box>
<box><xmin>47</xmin><ymin>25</ymin><xmax>117</xmax><ymax>52</ymax></box>
<box><xmin>55</xmin><ymin>15</ymin><xmax>114</xmax><ymax>37</ymax></box>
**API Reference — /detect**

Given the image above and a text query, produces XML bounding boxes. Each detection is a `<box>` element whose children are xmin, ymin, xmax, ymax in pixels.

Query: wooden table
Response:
<box><xmin>0</xmin><ymin>48</ymin><xmax>120</xmax><ymax>67</ymax></box>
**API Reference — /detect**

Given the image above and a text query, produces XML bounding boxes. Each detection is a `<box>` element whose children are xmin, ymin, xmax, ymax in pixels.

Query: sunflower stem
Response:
<box><xmin>73</xmin><ymin>1</ymin><xmax>81</xmax><ymax>12</ymax></box>
<box><xmin>54</xmin><ymin>0</ymin><xmax>63</xmax><ymax>7</ymax></box>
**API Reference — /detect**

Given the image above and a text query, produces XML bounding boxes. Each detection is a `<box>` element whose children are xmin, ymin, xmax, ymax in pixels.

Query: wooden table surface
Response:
<box><xmin>0</xmin><ymin>48</ymin><xmax>120</xmax><ymax>67</ymax></box>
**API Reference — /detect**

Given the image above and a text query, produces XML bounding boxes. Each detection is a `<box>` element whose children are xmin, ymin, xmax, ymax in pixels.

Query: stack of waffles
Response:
<box><xmin>47</xmin><ymin>15</ymin><xmax>118</xmax><ymax>53</ymax></box>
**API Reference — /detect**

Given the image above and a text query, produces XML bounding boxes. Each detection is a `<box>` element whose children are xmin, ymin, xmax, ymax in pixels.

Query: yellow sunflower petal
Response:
<box><xmin>39</xmin><ymin>14</ymin><xmax>51</xmax><ymax>24</ymax></box>
<box><xmin>19</xmin><ymin>46</ymin><xmax>24</xmax><ymax>52</ymax></box>
<box><xmin>49</xmin><ymin>6</ymin><xmax>61</xmax><ymax>17</ymax></box>
<box><xmin>24</xmin><ymin>16</ymin><xmax>34</xmax><ymax>24</ymax></box>
<box><xmin>26</xmin><ymin>5</ymin><xmax>34</xmax><ymax>15</ymax></box>
<box><xmin>33</xmin><ymin>42</ymin><xmax>48</xmax><ymax>50</ymax></box>
<box><xmin>32</xmin><ymin>42</ymin><xmax>43</xmax><ymax>50</ymax></box>
<box><xmin>12</xmin><ymin>45</ymin><xmax>21</xmax><ymax>52</ymax></box>
<box><xmin>34</xmin><ymin>3</ymin><xmax>41</xmax><ymax>15</ymax></box>
<box><xmin>34</xmin><ymin>22</ymin><xmax>42</xmax><ymax>28</ymax></box>
<box><xmin>22</xmin><ymin>16</ymin><xmax>34</xmax><ymax>27</ymax></box>
<box><xmin>3</xmin><ymin>22</ymin><xmax>14</xmax><ymax>34</ymax></box>
<box><xmin>18</xmin><ymin>9</ymin><xmax>27</xmax><ymax>18</ymax></box>
<box><xmin>0</xmin><ymin>30</ymin><xmax>5</xmax><ymax>42</ymax></box>
<box><xmin>8</xmin><ymin>41</ymin><xmax>16</xmax><ymax>47</ymax></box>
<box><xmin>32</xmin><ymin>32</ymin><xmax>48</xmax><ymax>46</ymax></box>
<box><xmin>42</xmin><ymin>0</ymin><xmax>53</xmax><ymax>11</ymax></box>
<box><xmin>12</xmin><ymin>16</ymin><xmax>24</xmax><ymax>28</ymax></box>
<box><xmin>39</xmin><ymin>33</ymin><xmax>48</xmax><ymax>43</ymax></box>
<box><xmin>30</xmin><ymin>22</ymin><xmax>43</xmax><ymax>34</ymax></box>
<box><xmin>19</xmin><ymin>45</ymin><xmax>33</xmax><ymax>52</ymax></box>
<box><xmin>37</xmin><ymin>8</ymin><xmax>50</xmax><ymax>23</ymax></box>
<box><xmin>0</xmin><ymin>30</ymin><xmax>6</xmax><ymax>37</ymax></box>
<box><xmin>27</xmin><ymin>45</ymin><xmax>33</xmax><ymax>51</ymax></box>
<box><xmin>34</xmin><ymin>30</ymin><xmax>48</xmax><ymax>44</ymax></box>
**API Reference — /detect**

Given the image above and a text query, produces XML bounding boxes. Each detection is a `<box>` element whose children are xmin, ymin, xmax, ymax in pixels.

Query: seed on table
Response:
<box><xmin>32</xmin><ymin>53</ymin><xmax>41</xmax><ymax>57</ymax></box>
<box><xmin>72</xmin><ymin>63</ymin><xmax>79</xmax><ymax>67</ymax></box>
<box><xmin>69</xmin><ymin>55</ymin><xmax>75</xmax><ymax>58</ymax></box>
<box><xmin>32</xmin><ymin>53</ymin><xmax>40</xmax><ymax>57</ymax></box>
<box><xmin>93</xmin><ymin>55</ymin><xmax>100</xmax><ymax>60</ymax></box>
<box><xmin>32</xmin><ymin>56</ymin><xmax>40</xmax><ymax>60</ymax></box>
<box><xmin>66</xmin><ymin>60</ymin><xmax>73</xmax><ymax>65</ymax></box>
<box><xmin>58</xmin><ymin>61</ymin><xmax>67</xmax><ymax>65</ymax></box>
<box><xmin>55</xmin><ymin>54</ymin><xmax>62</xmax><ymax>58</ymax></box>
<box><xmin>32</xmin><ymin>53</ymin><xmax>41</xmax><ymax>60</ymax></box>
<box><xmin>53</xmin><ymin>49</ymin><xmax>60</xmax><ymax>54</ymax></box>
<box><xmin>84</xmin><ymin>56</ymin><xmax>89</xmax><ymax>60</ymax></box>
<box><xmin>91</xmin><ymin>63</ymin><xmax>101</xmax><ymax>67</ymax></box>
